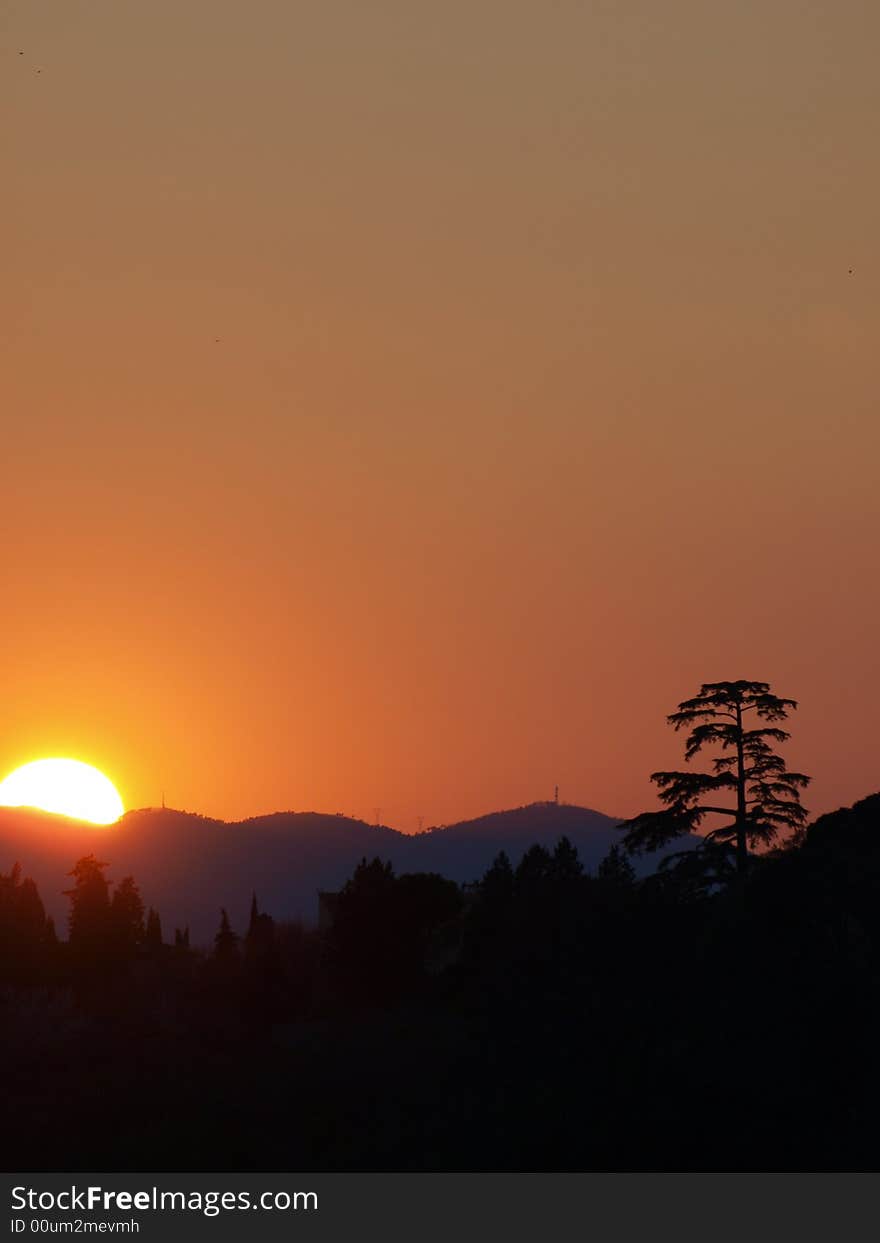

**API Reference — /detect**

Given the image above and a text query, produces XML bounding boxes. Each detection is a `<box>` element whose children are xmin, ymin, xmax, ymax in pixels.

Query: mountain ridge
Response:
<box><xmin>0</xmin><ymin>800</ymin><xmax>679</xmax><ymax>943</ymax></box>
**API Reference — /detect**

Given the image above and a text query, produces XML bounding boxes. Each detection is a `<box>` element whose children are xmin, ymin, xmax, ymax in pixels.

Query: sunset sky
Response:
<box><xmin>3</xmin><ymin>1</ymin><xmax>878</xmax><ymax>829</ymax></box>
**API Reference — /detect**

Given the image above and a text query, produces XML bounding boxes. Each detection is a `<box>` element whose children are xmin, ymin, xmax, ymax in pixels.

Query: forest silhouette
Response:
<box><xmin>2</xmin><ymin>680</ymin><xmax>878</xmax><ymax>1170</ymax></box>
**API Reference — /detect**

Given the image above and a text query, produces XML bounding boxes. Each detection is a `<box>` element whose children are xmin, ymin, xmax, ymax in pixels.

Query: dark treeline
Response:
<box><xmin>3</xmin><ymin>679</ymin><xmax>880</xmax><ymax>1170</ymax></box>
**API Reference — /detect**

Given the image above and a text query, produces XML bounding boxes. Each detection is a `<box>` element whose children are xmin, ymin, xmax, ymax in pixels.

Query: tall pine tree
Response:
<box><xmin>620</xmin><ymin>680</ymin><xmax>810</xmax><ymax>873</ymax></box>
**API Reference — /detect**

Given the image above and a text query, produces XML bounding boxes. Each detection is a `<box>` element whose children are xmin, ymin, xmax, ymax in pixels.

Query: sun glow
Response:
<box><xmin>0</xmin><ymin>759</ymin><xmax>124</xmax><ymax>825</ymax></box>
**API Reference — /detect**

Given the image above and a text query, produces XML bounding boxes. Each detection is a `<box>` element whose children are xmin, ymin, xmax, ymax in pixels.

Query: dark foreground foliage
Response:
<box><xmin>3</xmin><ymin>796</ymin><xmax>880</xmax><ymax>1170</ymax></box>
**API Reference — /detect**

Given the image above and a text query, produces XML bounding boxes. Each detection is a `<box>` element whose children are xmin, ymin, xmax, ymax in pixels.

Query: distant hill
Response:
<box><xmin>0</xmin><ymin>806</ymin><xmax>406</xmax><ymax>945</ymax></box>
<box><xmin>409</xmin><ymin>802</ymin><xmax>634</xmax><ymax>879</ymax></box>
<box><xmin>0</xmin><ymin>800</ymin><xmax>693</xmax><ymax>944</ymax></box>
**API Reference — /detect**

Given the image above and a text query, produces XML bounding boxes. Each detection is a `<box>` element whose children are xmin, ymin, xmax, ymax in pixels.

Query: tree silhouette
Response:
<box><xmin>514</xmin><ymin>844</ymin><xmax>553</xmax><ymax>901</ymax></box>
<box><xmin>481</xmin><ymin>851</ymin><xmax>514</xmax><ymax>908</ymax></box>
<box><xmin>0</xmin><ymin>863</ymin><xmax>52</xmax><ymax>977</ymax></box>
<box><xmin>619</xmin><ymin>680</ymin><xmax>810</xmax><ymax>873</ymax></box>
<box><xmin>344</xmin><ymin>857</ymin><xmax>396</xmax><ymax>901</ymax></box>
<box><xmin>245</xmin><ymin>893</ymin><xmax>276</xmax><ymax>960</ymax></box>
<box><xmin>214</xmin><ymin>908</ymin><xmax>239</xmax><ymax>965</ymax></box>
<box><xmin>111</xmin><ymin>876</ymin><xmax>145</xmax><ymax>956</ymax></box>
<box><xmin>65</xmin><ymin>855</ymin><xmax>112</xmax><ymax>962</ymax></box>
<box><xmin>144</xmin><ymin>907</ymin><xmax>163</xmax><ymax>952</ymax></box>
<box><xmin>550</xmin><ymin>836</ymin><xmax>583</xmax><ymax>885</ymax></box>
<box><xmin>329</xmin><ymin>859</ymin><xmax>461</xmax><ymax>1004</ymax></box>
<box><xmin>597</xmin><ymin>844</ymin><xmax>636</xmax><ymax>888</ymax></box>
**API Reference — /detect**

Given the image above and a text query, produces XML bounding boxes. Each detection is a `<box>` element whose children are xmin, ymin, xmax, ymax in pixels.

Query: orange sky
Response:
<box><xmin>3</xmin><ymin>1</ymin><xmax>878</xmax><ymax>829</ymax></box>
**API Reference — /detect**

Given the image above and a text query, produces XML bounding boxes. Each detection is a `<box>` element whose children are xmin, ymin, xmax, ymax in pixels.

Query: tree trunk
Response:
<box><xmin>735</xmin><ymin>700</ymin><xmax>748</xmax><ymax>874</ymax></box>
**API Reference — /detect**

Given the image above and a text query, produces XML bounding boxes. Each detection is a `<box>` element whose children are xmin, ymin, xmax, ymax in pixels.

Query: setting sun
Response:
<box><xmin>0</xmin><ymin>759</ymin><xmax>124</xmax><ymax>825</ymax></box>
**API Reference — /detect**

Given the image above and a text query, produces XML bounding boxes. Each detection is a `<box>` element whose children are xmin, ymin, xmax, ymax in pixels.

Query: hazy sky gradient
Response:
<box><xmin>3</xmin><ymin>1</ymin><xmax>878</xmax><ymax>826</ymax></box>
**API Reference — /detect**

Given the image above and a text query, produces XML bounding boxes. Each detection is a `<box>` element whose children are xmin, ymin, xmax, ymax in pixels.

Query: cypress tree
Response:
<box><xmin>144</xmin><ymin>907</ymin><xmax>164</xmax><ymax>952</ymax></box>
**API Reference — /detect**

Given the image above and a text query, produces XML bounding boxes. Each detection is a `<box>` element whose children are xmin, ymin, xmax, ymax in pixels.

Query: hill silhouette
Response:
<box><xmin>412</xmin><ymin>802</ymin><xmax>651</xmax><ymax>877</ymax></box>
<box><xmin>0</xmin><ymin>800</ymin><xmax>692</xmax><ymax>942</ymax></box>
<box><xmin>805</xmin><ymin>791</ymin><xmax>880</xmax><ymax>851</ymax></box>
